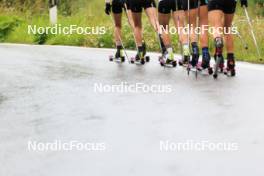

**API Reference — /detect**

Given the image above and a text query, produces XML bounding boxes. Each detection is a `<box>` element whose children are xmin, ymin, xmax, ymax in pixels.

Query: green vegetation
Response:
<box><xmin>0</xmin><ymin>0</ymin><xmax>263</xmax><ymax>63</ymax></box>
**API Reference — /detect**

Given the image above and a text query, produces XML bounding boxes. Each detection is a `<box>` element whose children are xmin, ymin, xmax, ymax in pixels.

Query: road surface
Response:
<box><xmin>0</xmin><ymin>44</ymin><xmax>264</xmax><ymax>176</ymax></box>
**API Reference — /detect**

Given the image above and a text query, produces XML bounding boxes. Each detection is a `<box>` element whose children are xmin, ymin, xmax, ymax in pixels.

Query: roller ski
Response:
<box><xmin>109</xmin><ymin>46</ymin><xmax>125</xmax><ymax>63</ymax></box>
<box><xmin>130</xmin><ymin>44</ymin><xmax>150</xmax><ymax>65</ymax></box>
<box><xmin>224</xmin><ymin>56</ymin><xmax>236</xmax><ymax>77</ymax></box>
<box><xmin>130</xmin><ymin>52</ymin><xmax>150</xmax><ymax>65</ymax></box>
<box><xmin>159</xmin><ymin>51</ymin><xmax>177</xmax><ymax>68</ymax></box>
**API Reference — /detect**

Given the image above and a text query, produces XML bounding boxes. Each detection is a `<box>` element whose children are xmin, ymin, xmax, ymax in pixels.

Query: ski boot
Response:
<box><xmin>190</xmin><ymin>42</ymin><xmax>199</xmax><ymax>68</ymax></box>
<box><xmin>142</xmin><ymin>42</ymin><xmax>150</xmax><ymax>62</ymax></box>
<box><xmin>132</xmin><ymin>50</ymin><xmax>145</xmax><ymax>65</ymax></box>
<box><xmin>201</xmin><ymin>50</ymin><xmax>213</xmax><ymax>75</ymax></box>
<box><xmin>224</xmin><ymin>54</ymin><xmax>236</xmax><ymax>77</ymax></box>
<box><xmin>213</xmin><ymin>37</ymin><xmax>224</xmax><ymax>79</ymax></box>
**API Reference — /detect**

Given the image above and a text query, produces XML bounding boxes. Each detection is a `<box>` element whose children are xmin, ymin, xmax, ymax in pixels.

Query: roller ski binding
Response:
<box><xmin>109</xmin><ymin>46</ymin><xmax>125</xmax><ymax>63</ymax></box>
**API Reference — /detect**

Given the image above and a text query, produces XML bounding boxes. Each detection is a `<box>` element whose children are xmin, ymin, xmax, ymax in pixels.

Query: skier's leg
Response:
<box><xmin>111</xmin><ymin>0</ymin><xmax>124</xmax><ymax>59</ymax></box>
<box><xmin>183</xmin><ymin>0</ymin><xmax>199</xmax><ymax>66</ymax></box>
<box><xmin>113</xmin><ymin>13</ymin><xmax>123</xmax><ymax>58</ymax></box>
<box><xmin>208</xmin><ymin>0</ymin><xmax>225</xmax><ymax>71</ymax></box>
<box><xmin>224</xmin><ymin>13</ymin><xmax>236</xmax><ymax>74</ymax></box>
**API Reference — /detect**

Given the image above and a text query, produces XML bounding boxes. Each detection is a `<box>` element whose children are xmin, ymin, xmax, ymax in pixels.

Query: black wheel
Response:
<box><xmin>121</xmin><ymin>57</ymin><xmax>125</xmax><ymax>62</ymax></box>
<box><xmin>172</xmin><ymin>61</ymin><xmax>177</xmax><ymax>67</ymax></box>
<box><xmin>160</xmin><ymin>62</ymin><xmax>164</xmax><ymax>66</ymax></box>
<box><xmin>179</xmin><ymin>61</ymin><xmax>183</xmax><ymax>66</ymax></box>
<box><xmin>208</xmin><ymin>68</ymin><xmax>213</xmax><ymax>75</ymax></box>
<box><xmin>213</xmin><ymin>74</ymin><xmax>218</xmax><ymax>79</ymax></box>
<box><xmin>145</xmin><ymin>56</ymin><xmax>150</xmax><ymax>62</ymax></box>
<box><xmin>231</xmin><ymin>70</ymin><xmax>236</xmax><ymax>77</ymax></box>
<box><xmin>141</xmin><ymin>60</ymin><xmax>145</xmax><ymax>65</ymax></box>
<box><xmin>109</xmin><ymin>56</ymin><xmax>113</xmax><ymax>62</ymax></box>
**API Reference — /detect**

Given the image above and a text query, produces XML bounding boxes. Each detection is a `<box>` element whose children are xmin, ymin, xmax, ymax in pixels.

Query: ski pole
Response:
<box><xmin>109</xmin><ymin>12</ymin><xmax>131</xmax><ymax>64</ymax></box>
<box><xmin>243</xmin><ymin>6</ymin><xmax>262</xmax><ymax>61</ymax></box>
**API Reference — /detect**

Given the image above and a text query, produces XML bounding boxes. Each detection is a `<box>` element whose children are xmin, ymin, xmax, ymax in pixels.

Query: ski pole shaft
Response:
<box><xmin>232</xmin><ymin>24</ymin><xmax>248</xmax><ymax>50</ymax></box>
<box><xmin>243</xmin><ymin>6</ymin><xmax>262</xmax><ymax>60</ymax></box>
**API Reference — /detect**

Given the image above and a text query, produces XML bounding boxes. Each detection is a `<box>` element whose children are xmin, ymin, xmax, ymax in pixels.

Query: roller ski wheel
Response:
<box><xmin>224</xmin><ymin>68</ymin><xmax>236</xmax><ymax>77</ymax></box>
<box><xmin>109</xmin><ymin>55</ymin><xmax>114</xmax><ymax>62</ymax></box>
<box><xmin>145</xmin><ymin>56</ymin><xmax>150</xmax><ymax>62</ymax></box>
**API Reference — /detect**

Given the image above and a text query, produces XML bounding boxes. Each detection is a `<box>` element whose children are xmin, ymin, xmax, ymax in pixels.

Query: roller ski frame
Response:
<box><xmin>109</xmin><ymin>55</ymin><xmax>125</xmax><ymax>63</ymax></box>
<box><xmin>159</xmin><ymin>56</ymin><xmax>177</xmax><ymax>68</ymax></box>
<box><xmin>130</xmin><ymin>55</ymin><xmax>150</xmax><ymax>65</ymax></box>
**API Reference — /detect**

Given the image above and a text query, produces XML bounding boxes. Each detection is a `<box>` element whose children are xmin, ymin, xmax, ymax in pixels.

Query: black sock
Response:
<box><xmin>117</xmin><ymin>45</ymin><xmax>122</xmax><ymax>51</ymax></box>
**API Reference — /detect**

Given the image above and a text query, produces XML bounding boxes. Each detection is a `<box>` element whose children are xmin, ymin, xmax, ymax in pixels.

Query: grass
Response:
<box><xmin>0</xmin><ymin>0</ymin><xmax>263</xmax><ymax>63</ymax></box>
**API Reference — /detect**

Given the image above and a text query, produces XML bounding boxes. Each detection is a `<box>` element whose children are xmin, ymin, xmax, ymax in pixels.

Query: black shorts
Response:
<box><xmin>112</xmin><ymin>0</ymin><xmax>130</xmax><ymax>14</ymax></box>
<box><xmin>128</xmin><ymin>0</ymin><xmax>156</xmax><ymax>13</ymax></box>
<box><xmin>208</xmin><ymin>0</ymin><xmax>237</xmax><ymax>14</ymax></box>
<box><xmin>158</xmin><ymin>0</ymin><xmax>184</xmax><ymax>14</ymax></box>
<box><xmin>182</xmin><ymin>0</ymin><xmax>208</xmax><ymax>11</ymax></box>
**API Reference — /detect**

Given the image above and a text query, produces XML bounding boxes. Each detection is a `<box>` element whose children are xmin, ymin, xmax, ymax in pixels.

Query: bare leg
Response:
<box><xmin>199</xmin><ymin>5</ymin><xmax>209</xmax><ymax>48</ymax></box>
<box><xmin>145</xmin><ymin>7</ymin><xmax>159</xmax><ymax>32</ymax></box>
<box><xmin>158</xmin><ymin>13</ymin><xmax>171</xmax><ymax>47</ymax></box>
<box><xmin>132</xmin><ymin>12</ymin><xmax>142</xmax><ymax>47</ymax></box>
<box><xmin>208</xmin><ymin>10</ymin><xmax>224</xmax><ymax>39</ymax></box>
<box><xmin>224</xmin><ymin>13</ymin><xmax>235</xmax><ymax>53</ymax></box>
<box><xmin>172</xmin><ymin>10</ymin><xmax>188</xmax><ymax>45</ymax></box>
<box><xmin>113</xmin><ymin>13</ymin><xmax>122</xmax><ymax>46</ymax></box>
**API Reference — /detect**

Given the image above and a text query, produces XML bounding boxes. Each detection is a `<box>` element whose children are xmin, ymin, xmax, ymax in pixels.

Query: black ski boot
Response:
<box><xmin>190</xmin><ymin>42</ymin><xmax>199</xmax><ymax>67</ymax></box>
<box><xmin>225</xmin><ymin>53</ymin><xmax>236</xmax><ymax>77</ymax></box>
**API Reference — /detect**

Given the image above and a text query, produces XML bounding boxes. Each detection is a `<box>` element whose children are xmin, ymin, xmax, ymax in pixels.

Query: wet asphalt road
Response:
<box><xmin>0</xmin><ymin>44</ymin><xmax>264</xmax><ymax>176</ymax></box>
